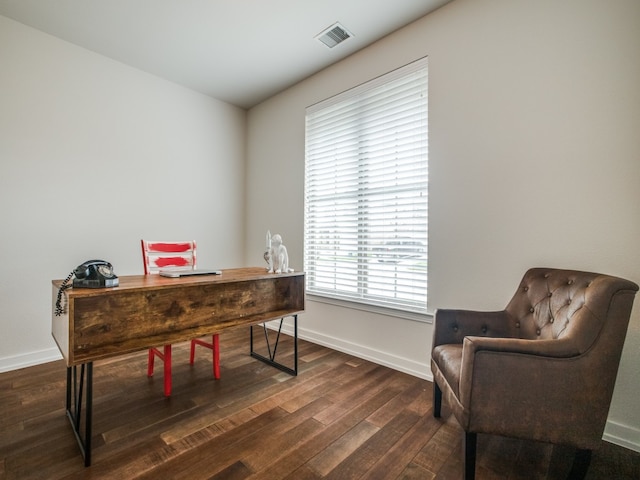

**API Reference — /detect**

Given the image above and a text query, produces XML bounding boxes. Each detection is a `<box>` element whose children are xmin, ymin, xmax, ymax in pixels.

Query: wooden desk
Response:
<box><xmin>51</xmin><ymin>267</ymin><xmax>304</xmax><ymax>465</ymax></box>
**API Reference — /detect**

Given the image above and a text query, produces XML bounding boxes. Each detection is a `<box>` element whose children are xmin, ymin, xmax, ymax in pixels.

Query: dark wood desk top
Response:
<box><xmin>52</xmin><ymin>266</ymin><xmax>302</xmax><ymax>294</ymax></box>
<box><xmin>52</xmin><ymin>267</ymin><xmax>304</xmax><ymax>365</ymax></box>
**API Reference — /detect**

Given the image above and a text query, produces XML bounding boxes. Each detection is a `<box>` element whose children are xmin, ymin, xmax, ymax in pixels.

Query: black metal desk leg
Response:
<box><xmin>250</xmin><ymin>315</ymin><xmax>298</xmax><ymax>376</ymax></box>
<box><xmin>66</xmin><ymin>362</ymin><xmax>93</xmax><ymax>466</ymax></box>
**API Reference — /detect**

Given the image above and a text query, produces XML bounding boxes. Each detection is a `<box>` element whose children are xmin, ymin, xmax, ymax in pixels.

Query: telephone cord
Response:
<box><xmin>54</xmin><ymin>271</ymin><xmax>74</xmax><ymax>316</ymax></box>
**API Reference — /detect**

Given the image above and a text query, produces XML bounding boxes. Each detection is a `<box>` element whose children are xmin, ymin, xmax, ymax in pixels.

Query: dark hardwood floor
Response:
<box><xmin>1</xmin><ymin>327</ymin><xmax>639</xmax><ymax>479</ymax></box>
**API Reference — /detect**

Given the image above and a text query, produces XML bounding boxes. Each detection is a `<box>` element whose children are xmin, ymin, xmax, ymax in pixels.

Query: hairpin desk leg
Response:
<box><xmin>66</xmin><ymin>362</ymin><xmax>93</xmax><ymax>466</ymax></box>
<box><xmin>250</xmin><ymin>315</ymin><xmax>298</xmax><ymax>376</ymax></box>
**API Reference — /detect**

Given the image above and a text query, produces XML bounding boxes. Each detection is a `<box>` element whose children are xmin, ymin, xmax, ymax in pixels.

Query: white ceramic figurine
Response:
<box><xmin>265</xmin><ymin>231</ymin><xmax>293</xmax><ymax>274</ymax></box>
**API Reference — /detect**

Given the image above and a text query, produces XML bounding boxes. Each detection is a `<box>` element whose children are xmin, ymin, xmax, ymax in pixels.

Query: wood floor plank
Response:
<box><xmin>360</xmin><ymin>409</ymin><xmax>441</xmax><ymax>480</ymax></box>
<box><xmin>282</xmin><ymin>464</ymin><xmax>322</xmax><ymax>480</ymax></box>
<box><xmin>159</xmin><ymin>377</ymin><xmax>286</xmax><ymax>444</ymax></box>
<box><xmin>366</xmin><ymin>377</ymin><xmax>430</xmax><ymax>428</ymax></box>
<box><xmin>306</xmin><ymin>420</ymin><xmax>380</xmax><ymax>476</ymax></box>
<box><xmin>323</xmin><ymin>410</ymin><xmax>422</xmax><ymax>479</ymax></box>
<box><xmin>247</xmin><ymin>385</ymin><xmax>413</xmax><ymax>480</ymax></box>
<box><xmin>434</xmin><ymin>434</ymin><xmax>464</xmax><ymax>480</ymax></box>
<box><xmin>241</xmin><ymin>417</ymin><xmax>326</xmax><ymax>472</ymax></box>
<box><xmin>171</xmin><ymin>398</ymin><xmax>333</xmax><ymax>479</ymax></box>
<box><xmin>214</xmin><ymin>406</ymin><xmax>260</xmax><ymax>433</ymax></box>
<box><xmin>412</xmin><ymin>413</ymin><xmax>460</xmax><ymax>475</ymax></box>
<box><xmin>397</xmin><ymin>462</ymin><xmax>436</xmax><ymax>480</ymax></box>
<box><xmin>133</xmin><ymin>407</ymin><xmax>290</xmax><ymax>480</ymax></box>
<box><xmin>311</xmin><ymin>367</ymin><xmax>399</xmax><ymax>426</ymax></box>
<box><xmin>206</xmin><ymin>460</ymin><xmax>253</xmax><ymax>480</ymax></box>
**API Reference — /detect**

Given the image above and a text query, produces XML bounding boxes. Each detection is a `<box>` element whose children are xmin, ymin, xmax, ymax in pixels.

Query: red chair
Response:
<box><xmin>141</xmin><ymin>240</ymin><xmax>220</xmax><ymax>396</ymax></box>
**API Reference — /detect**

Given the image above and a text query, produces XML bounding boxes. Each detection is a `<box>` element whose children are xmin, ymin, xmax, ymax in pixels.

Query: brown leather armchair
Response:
<box><xmin>431</xmin><ymin>268</ymin><xmax>638</xmax><ymax>479</ymax></box>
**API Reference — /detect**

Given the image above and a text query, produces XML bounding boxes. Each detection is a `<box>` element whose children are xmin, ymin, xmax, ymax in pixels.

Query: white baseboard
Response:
<box><xmin>0</xmin><ymin>347</ymin><xmax>62</xmax><ymax>373</ymax></box>
<box><xmin>604</xmin><ymin>420</ymin><xmax>640</xmax><ymax>453</ymax></box>
<box><xmin>268</xmin><ymin>320</ymin><xmax>432</xmax><ymax>381</ymax></box>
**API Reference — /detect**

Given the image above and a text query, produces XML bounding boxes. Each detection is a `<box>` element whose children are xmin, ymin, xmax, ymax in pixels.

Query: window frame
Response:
<box><xmin>304</xmin><ymin>58</ymin><xmax>430</xmax><ymax>323</ymax></box>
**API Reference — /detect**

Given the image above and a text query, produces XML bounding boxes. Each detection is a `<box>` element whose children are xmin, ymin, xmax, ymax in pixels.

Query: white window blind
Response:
<box><xmin>304</xmin><ymin>58</ymin><xmax>428</xmax><ymax>317</ymax></box>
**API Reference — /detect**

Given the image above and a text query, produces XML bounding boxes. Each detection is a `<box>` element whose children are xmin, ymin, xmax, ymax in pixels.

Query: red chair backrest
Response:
<box><xmin>141</xmin><ymin>240</ymin><xmax>197</xmax><ymax>274</ymax></box>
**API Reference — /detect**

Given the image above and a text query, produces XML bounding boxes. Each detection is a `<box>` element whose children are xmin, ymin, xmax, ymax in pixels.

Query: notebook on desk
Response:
<box><xmin>159</xmin><ymin>269</ymin><xmax>222</xmax><ymax>278</ymax></box>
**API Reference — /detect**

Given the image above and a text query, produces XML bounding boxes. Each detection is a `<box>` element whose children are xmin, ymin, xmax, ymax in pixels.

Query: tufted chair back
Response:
<box><xmin>504</xmin><ymin>268</ymin><xmax>629</xmax><ymax>352</ymax></box>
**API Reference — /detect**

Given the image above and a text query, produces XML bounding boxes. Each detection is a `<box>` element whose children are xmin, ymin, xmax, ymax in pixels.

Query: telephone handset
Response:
<box><xmin>54</xmin><ymin>260</ymin><xmax>119</xmax><ymax>316</ymax></box>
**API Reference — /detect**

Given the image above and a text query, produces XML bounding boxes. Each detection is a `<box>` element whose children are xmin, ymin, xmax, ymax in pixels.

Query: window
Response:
<box><xmin>304</xmin><ymin>58</ymin><xmax>428</xmax><ymax>319</ymax></box>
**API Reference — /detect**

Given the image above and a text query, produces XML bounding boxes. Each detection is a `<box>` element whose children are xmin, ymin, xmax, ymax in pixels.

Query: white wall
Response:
<box><xmin>246</xmin><ymin>0</ymin><xmax>640</xmax><ymax>450</ymax></box>
<box><xmin>0</xmin><ymin>16</ymin><xmax>247</xmax><ymax>370</ymax></box>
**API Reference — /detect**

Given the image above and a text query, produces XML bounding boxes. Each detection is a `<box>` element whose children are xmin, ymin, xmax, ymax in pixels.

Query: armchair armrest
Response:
<box><xmin>432</xmin><ymin>309</ymin><xmax>513</xmax><ymax>348</ymax></box>
<box><xmin>462</xmin><ymin>336</ymin><xmax>581</xmax><ymax>359</ymax></box>
<box><xmin>457</xmin><ymin>335</ymin><xmax>582</xmax><ymax>407</ymax></box>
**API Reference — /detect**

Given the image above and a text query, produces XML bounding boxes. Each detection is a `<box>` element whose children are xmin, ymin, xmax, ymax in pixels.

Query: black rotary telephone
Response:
<box><xmin>55</xmin><ymin>260</ymin><xmax>119</xmax><ymax>316</ymax></box>
<box><xmin>71</xmin><ymin>260</ymin><xmax>119</xmax><ymax>288</ymax></box>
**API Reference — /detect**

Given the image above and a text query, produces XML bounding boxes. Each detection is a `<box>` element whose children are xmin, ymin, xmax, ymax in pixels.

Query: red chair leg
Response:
<box><xmin>212</xmin><ymin>334</ymin><xmax>220</xmax><ymax>379</ymax></box>
<box><xmin>190</xmin><ymin>335</ymin><xmax>221</xmax><ymax>379</ymax></box>
<box><xmin>147</xmin><ymin>348</ymin><xmax>155</xmax><ymax>377</ymax></box>
<box><xmin>189</xmin><ymin>339</ymin><xmax>196</xmax><ymax>365</ymax></box>
<box><xmin>147</xmin><ymin>345</ymin><xmax>172</xmax><ymax>396</ymax></box>
<box><xmin>162</xmin><ymin>345</ymin><xmax>172</xmax><ymax>397</ymax></box>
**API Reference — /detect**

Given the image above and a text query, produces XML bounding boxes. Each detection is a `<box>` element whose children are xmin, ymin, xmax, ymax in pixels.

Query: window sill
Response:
<box><xmin>306</xmin><ymin>293</ymin><xmax>433</xmax><ymax>324</ymax></box>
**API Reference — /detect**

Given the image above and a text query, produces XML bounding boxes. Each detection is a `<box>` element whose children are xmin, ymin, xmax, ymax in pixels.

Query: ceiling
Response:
<box><xmin>0</xmin><ymin>0</ymin><xmax>452</xmax><ymax>109</ymax></box>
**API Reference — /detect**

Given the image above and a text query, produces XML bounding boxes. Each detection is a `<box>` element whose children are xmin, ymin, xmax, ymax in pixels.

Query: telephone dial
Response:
<box><xmin>54</xmin><ymin>260</ymin><xmax>119</xmax><ymax>316</ymax></box>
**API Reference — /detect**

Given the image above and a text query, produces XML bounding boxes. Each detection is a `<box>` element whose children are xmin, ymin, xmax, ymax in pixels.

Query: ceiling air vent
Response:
<box><xmin>315</xmin><ymin>22</ymin><xmax>353</xmax><ymax>48</ymax></box>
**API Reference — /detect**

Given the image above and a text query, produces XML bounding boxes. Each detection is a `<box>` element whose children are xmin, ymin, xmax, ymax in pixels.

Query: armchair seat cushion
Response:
<box><xmin>432</xmin><ymin>344</ymin><xmax>462</xmax><ymax>398</ymax></box>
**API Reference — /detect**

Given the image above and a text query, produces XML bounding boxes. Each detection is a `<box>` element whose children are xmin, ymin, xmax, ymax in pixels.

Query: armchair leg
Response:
<box><xmin>567</xmin><ymin>448</ymin><xmax>591</xmax><ymax>480</ymax></box>
<box><xmin>433</xmin><ymin>381</ymin><xmax>442</xmax><ymax>418</ymax></box>
<box><xmin>464</xmin><ymin>431</ymin><xmax>477</xmax><ymax>480</ymax></box>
